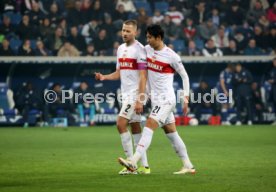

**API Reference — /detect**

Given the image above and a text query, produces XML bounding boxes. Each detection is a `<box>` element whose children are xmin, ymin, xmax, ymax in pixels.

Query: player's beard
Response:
<box><xmin>124</xmin><ymin>36</ymin><xmax>135</xmax><ymax>45</ymax></box>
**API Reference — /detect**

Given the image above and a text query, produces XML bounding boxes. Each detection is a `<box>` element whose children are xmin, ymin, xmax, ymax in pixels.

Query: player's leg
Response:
<box><xmin>235</xmin><ymin>95</ymin><xmax>242</xmax><ymax>125</ymax></box>
<box><xmin>77</xmin><ymin>104</ymin><xmax>85</xmax><ymax>123</ymax></box>
<box><xmin>221</xmin><ymin>103</ymin><xmax>230</xmax><ymax>125</ymax></box>
<box><xmin>117</xmin><ymin>102</ymin><xmax>140</xmax><ymax>175</ymax></box>
<box><xmin>89</xmin><ymin>104</ymin><xmax>95</xmax><ymax>125</ymax></box>
<box><xmin>118</xmin><ymin>117</ymin><xmax>158</xmax><ymax>171</ymax></box>
<box><xmin>117</xmin><ymin>116</ymin><xmax>133</xmax><ymax>157</ymax></box>
<box><xmin>118</xmin><ymin>102</ymin><xmax>172</xmax><ymax>171</ymax></box>
<box><xmin>117</xmin><ymin>116</ymin><xmax>134</xmax><ymax>175</ymax></box>
<box><xmin>162</xmin><ymin>115</ymin><xmax>195</xmax><ymax>174</ymax></box>
<box><xmin>245</xmin><ymin>97</ymin><xmax>253</xmax><ymax>125</ymax></box>
<box><xmin>130</xmin><ymin>122</ymin><xmax>150</xmax><ymax>174</ymax></box>
<box><xmin>117</xmin><ymin>103</ymin><xmax>135</xmax><ymax>159</ymax></box>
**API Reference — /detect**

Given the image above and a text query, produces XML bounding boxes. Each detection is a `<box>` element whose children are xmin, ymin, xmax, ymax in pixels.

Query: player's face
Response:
<box><xmin>146</xmin><ymin>33</ymin><xmax>159</xmax><ymax>49</ymax></box>
<box><xmin>122</xmin><ymin>24</ymin><xmax>136</xmax><ymax>43</ymax></box>
<box><xmin>236</xmin><ymin>65</ymin><xmax>242</xmax><ymax>72</ymax></box>
<box><xmin>273</xmin><ymin>59</ymin><xmax>276</xmax><ymax>67</ymax></box>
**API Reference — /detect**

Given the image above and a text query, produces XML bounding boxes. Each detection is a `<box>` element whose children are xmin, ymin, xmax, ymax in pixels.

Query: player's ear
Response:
<box><xmin>157</xmin><ymin>35</ymin><xmax>162</xmax><ymax>41</ymax></box>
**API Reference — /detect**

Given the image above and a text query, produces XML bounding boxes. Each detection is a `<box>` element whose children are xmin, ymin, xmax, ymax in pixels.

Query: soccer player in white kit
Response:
<box><xmin>118</xmin><ymin>24</ymin><xmax>195</xmax><ymax>174</ymax></box>
<box><xmin>95</xmin><ymin>20</ymin><xmax>150</xmax><ymax>175</ymax></box>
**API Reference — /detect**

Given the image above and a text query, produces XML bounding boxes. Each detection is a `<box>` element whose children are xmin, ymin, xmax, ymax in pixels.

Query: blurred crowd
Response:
<box><xmin>8</xmin><ymin>58</ymin><xmax>276</xmax><ymax>126</ymax></box>
<box><xmin>0</xmin><ymin>0</ymin><xmax>276</xmax><ymax>57</ymax></box>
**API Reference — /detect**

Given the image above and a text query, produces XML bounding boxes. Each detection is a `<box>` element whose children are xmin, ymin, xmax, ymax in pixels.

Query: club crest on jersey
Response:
<box><xmin>122</xmin><ymin>54</ymin><xmax>127</xmax><ymax>60</ymax></box>
<box><xmin>151</xmin><ymin>56</ymin><xmax>156</xmax><ymax>62</ymax></box>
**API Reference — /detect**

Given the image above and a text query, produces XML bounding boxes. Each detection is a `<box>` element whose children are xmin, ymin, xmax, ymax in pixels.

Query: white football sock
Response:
<box><xmin>133</xmin><ymin>133</ymin><xmax>149</xmax><ymax>167</ymax></box>
<box><xmin>166</xmin><ymin>132</ymin><xmax>193</xmax><ymax>169</ymax></box>
<box><xmin>120</xmin><ymin>131</ymin><xmax>133</xmax><ymax>159</ymax></box>
<box><xmin>131</xmin><ymin>127</ymin><xmax>153</xmax><ymax>165</ymax></box>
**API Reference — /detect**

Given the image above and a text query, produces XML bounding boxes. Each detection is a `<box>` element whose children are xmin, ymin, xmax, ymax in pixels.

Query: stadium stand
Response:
<box><xmin>0</xmin><ymin>0</ymin><xmax>275</xmax><ymax>56</ymax></box>
<box><xmin>1</xmin><ymin>0</ymin><xmax>276</xmax><ymax>126</ymax></box>
<box><xmin>0</xmin><ymin>56</ymin><xmax>275</xmax><ymax>126</ymax></box>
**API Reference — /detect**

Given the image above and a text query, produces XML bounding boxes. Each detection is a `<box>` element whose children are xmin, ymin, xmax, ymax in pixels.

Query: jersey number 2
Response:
<box><xmin>125</xmin><ymin>104</ymin><xmax>131</xmax><ymax>113</ymax></box>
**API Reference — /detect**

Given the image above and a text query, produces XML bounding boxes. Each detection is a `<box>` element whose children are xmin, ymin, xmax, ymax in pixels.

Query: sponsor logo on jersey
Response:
<box><xmin>146</xmin><ymin>57</ymin><xmax>175</xmax><ymax>73</ymax></box>
<box><xmin>119</xmin><ymin>58</ymin><xmax>138</xmax><ymax>70</ymax></box>
<box><xmin>147</xmin><ymin>62</ymin><xmax>164</xmax><ymax>71</ymax></box>
<box><xmin>120</xmin><ymin>61</ymin><xmax>133</xmax><ymax>68</ymax></box>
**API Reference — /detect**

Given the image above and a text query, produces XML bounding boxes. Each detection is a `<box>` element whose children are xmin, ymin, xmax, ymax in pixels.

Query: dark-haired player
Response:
<box><xmin>95</xmin><ymin>20</ymin><xmax>150</xmax><ymax>175</ymax></box>
<box><xmin>118</xmin><ymin>24</ymin><xmax>195</xmax><ymax>174</ymax></box>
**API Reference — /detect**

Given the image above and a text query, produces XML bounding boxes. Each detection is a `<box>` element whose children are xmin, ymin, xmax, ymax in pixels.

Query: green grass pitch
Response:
<box><xmin>0</xmin><ymin>125</ymin><xmax>276</xmax><ymax>192</ymax></box>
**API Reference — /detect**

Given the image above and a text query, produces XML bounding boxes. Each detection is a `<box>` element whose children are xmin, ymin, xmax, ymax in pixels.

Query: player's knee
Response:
<box><xmin>116</xmin><ymin>117</ymin><xmax>128</xmax><ymax>133</ymax></box>
<box><xmin>130</xmin><ymin>122</ymin><xmax>142</xmax><ymax>134</ymax></box>
<box><xmin>145</xmin><ymin>118</ymin><xmax>159</xmax><ymax>129</ymax></box>
<box><xmin>162</xmin><ymin>124</ymin><xmax>176</xmax><ymax>134</ymax></box>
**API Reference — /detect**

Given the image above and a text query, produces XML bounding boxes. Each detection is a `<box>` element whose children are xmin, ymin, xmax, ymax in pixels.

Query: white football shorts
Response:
<box><xmin>118</xmin><ymin>102</ymin><xmax>141</xmax><ymax>123</ymax></box>
<box><xmin>149</xmin><ymin>101</ymin><xmax>176</xmax><ymax>126</ymax></box>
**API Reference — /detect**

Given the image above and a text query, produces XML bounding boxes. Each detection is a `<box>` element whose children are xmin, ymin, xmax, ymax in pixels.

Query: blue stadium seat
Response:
<box><xmin>194</xmin><ymin>38</ymin><xmax>204</xmax><ymax>50</ymax></box>
<box><xmin>10</xmin><ymin>13</ymin><xmax>22</xmax><ymax>25</ymax></box>
<box><xmin>191</xmin><ymin>82</ymin><xmax>200</xmax><ymax>90</ymax></box>
<box><xmin>172</xmin><ymin>40</ymin><xmax>185</xmax><ymax>53</ymax></box>
<box><xmin>133</xmin><ymin>0</ymin><xmax>147</xmax><ymax>3</ymax></box>
<box><xmin>30</xmin><ymin>39</ymin><xmax>37</xmax><ymax>50</ymax></box>
<box><xmin>154</xmin><ymin>2</ymin><xmax>169</xmax><ymax>13</ymax></box>
<box><xmin>10</xmin><ymin>38</ymin><xmax>22</xmax><ymax>54</ymax></box>
<box><xmin>72</xmin><ymin>82</ymin><xmax>81</xmax><ymax>89</ymax></box>
<box><xmin>134</xmin><ymin>1</ymin><xmax>152</xmax><ymax>16</ymax></box>
<box><xmin>128</xmin><ymin>12</ymin><xmax>138</xmax><ymax>19</ymax></box>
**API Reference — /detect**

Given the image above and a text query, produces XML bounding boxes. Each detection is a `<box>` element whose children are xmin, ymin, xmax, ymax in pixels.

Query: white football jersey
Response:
<box><xmin>116</xmin><ymin>40</ymin><xmax>147</xmax><ymax>103</ymax></box>
<box><xmin>145</xmin><ymin>44</ymin><xmax>186</xmax><ymax>103</ymax></box>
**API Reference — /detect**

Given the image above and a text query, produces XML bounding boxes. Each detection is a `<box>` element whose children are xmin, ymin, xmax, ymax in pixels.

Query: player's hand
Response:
<box><xmin>224</xmin><ymin>91</ymin><xmax>229</xmax><ymax>97</ymax></box>
<box><xmin>134</xmin><ymin>101</ymin><xmax>143</xmax><ymax>114</ymax></box>
<box><xmin>183</xmin><ymin>96</ymin><xmax>189</xmax><ymax>116</ymax></box>
<box><xmin>95</xmin><ymin>72</ymin><xmax>105</xmax><ymax>81</ymax></box>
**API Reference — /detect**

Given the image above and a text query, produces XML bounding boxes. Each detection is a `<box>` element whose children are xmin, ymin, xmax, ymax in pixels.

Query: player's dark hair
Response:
<box><xmin>227</xmin><ymin>63</ymin><xmax>235</xmax><ymax>69</ymax></box>
<box><xmin>146</xmin><ymin>24</ymin><xmax>164</xmax><ymax>40</ymax></box>
<box><xmin>123</xmin><ymin>20</ymin><xmax>137</xmax><ymax>29</ymax></box>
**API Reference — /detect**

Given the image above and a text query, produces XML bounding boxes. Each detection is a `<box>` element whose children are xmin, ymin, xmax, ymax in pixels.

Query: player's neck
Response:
<box><xmin>126</xmin><ymin>39</ymin><xmax>135</xmax><ymax>46</ymax></box>
<box><xmin>154</xmin><ymin>42</ymin><xmax>165</xmax><ymax>51</ymax></box>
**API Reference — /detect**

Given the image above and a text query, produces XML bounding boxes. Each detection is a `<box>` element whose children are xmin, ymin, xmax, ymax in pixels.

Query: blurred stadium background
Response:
<box><xmin>1</xmin><ymin>0</ymin><xmax>276</xmax><ymax>127</ymax></box>
<box><xmin>1</xmin><ymin>0</ymin><xmax>276</xmax><ymax>191</ymax></box>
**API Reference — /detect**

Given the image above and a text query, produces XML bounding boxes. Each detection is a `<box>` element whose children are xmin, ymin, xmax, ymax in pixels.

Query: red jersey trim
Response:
<box><xmin>118</xmin><ymin>58</ymin><xmax>138</xmax><ymax>70</ymax></box>
<box><xmin>147</xmin><ymin>57</ymin><xmax>175</xmax><ymax>73</ymax></box>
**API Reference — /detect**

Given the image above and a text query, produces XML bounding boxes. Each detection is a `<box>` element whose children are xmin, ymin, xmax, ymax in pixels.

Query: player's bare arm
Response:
<box><xmin>94</xmin><ymin>69</ymin><xmax>120</xmax><ymax>81</ymax></box>
<box><xmin>135</xmin><ymin>69</ymin><xmax>147</xmax><ymax>114</ymax></box>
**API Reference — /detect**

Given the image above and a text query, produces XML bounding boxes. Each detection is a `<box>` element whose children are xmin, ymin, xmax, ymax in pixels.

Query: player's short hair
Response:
<box><xmin>123</xmin><ymin>20</ymin><xmax>137</xmax><ymax>30</ymax></box>
<box><xmin>146</xmin><ymin>24</ymin><xmax>164</xmax><ymax>40</ymax></box>
<box><xmin>227</xmin><ymin>63</ymin><xmax>235</xmax><ymax>68</ymax></box>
